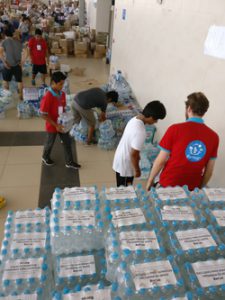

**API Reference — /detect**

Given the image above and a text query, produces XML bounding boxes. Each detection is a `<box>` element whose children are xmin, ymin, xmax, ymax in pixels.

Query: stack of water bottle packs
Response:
<box><xmin>98</xmin><ymin>120</ymin><xmax>118</xmax><ymax>150</ymax></box>
<box><xmin>0</xmin><ymin>208</ymin><xmax>52</xmax><ymax>299</ymax></box>
<box><xmin>1</xmin><ymin>186</ymin><xmax>225</xmax><ymax>299</ymax></box>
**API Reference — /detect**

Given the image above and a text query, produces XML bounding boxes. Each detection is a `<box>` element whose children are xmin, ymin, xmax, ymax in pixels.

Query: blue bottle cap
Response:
<box><xmin>125</xmin><ymin>287</ymin><xmax>133</xmax><ymax>296</ymax></box>
<box><xmin>12</xmin><ymin>248</ymin><xmax>19</xmax><ymax>254</ymax></box>
<box><xmin>36</xmin><ymin>287</ymin><xmax>43</xmax><ymax>295</ymax></box>
<box><xmin>77</xmin><ymin>225</ymin><xmax>82</xmax><ymax>230</ymax></box>
<box><xmin>28</xmin><ymin>277</ymin><xmax>35</xmax><ymax>284</ymax></box>
<box><xmin>40</xmin><ymin>274</ymin><xmax>47</xmax><ymax>282</ymax></box>
<box><xmin>98</xmin><ymin>281</ymin><xmax>105</xmax><ymax>289</ymax></box>
<box><xmin>112</xmin><ymin>282</ymin><xmax>118</xmax><ymax>292</ymax></box>
<box><xmin>209</xmin><ymin>286</ymin><xmax>217</xmax><ymax>294</ymax></box>
<box><xmin>98</xmin><ymin>221</ymin><xmax>104</xmax><ymax>228</ymax></box>
<box><xmin>3</xmin><ymin>279</ymin><xmax>10</xmax><ymax>287</ymax></box>
<box><xmin>54</xmin><ymin>225</ymin><xmax>60</xmax><ymax>232</ymax></box>
<box><xmin>123</xmin><ymin>249</ymin><xmax>131</xmax><ymax>256</ymax></box>
<box><xmin>111</xmin><ymin>252</ymin><xmax>119</xmax><ymax>260</ymax></box>
<box><xmin>75</xmin><ymin>284</ymin><xmax>81</xmax><ymax>292</ymax></box>
<box><xmin>1</xmin><ymin>249</ymin><xmax>7</xmax><ymax>256</ymax></box>
<box><xmin>16</xmin><ymin>278</ymin><xmax>23</xmax><ymax>285</ymax></box>
<box><xmin>63</xmin><ymin>287</ymin><xmax>70</xmax><ymax>294</ymax></box>
<box><xmin>42</xmin><ymin>263</ymin><xmax>48</xmax><ymax>271</ymax></box>
<box><xmin>112</xmin><ymin>240</ymin><xmax>119</xmax><ymax>247</ymax></box>
<box><xmin>120</xmin><ymin>261</ymin><xmax>127</xmax><ymax>269</ymax></box>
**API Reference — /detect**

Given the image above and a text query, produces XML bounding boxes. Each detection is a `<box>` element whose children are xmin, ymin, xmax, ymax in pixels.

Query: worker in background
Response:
<box><xmin>113</xmin><ymin>101</ymin><xmax>166</xmax><ymax>187</ymax></box>
<box><xmin>71</xmin><ymin>88</ymin><xmax>119</xmax><ymax>146</ymax></box>
<box><xmin>146</xmin><ymin>92</ymin><xmax>219</xmax><ymax>191</ymax></box>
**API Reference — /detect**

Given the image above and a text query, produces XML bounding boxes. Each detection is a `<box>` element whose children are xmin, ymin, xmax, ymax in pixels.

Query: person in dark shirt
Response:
<box><xmin>71</xmin><ymin>88</ymin><xmax>118</xmax><ymax>145</ymax></box>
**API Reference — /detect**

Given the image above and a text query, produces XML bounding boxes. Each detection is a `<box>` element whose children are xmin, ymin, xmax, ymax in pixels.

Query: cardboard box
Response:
<box><xmin>52</xmin><ymin>41</ymin><xmax>59</xmax><ymax>49</ymax></box>
<box><xmin>75</xmin><ymin>42</ymin><xmax>88</xmax><ymax>52</ymax></box>
<box><xmin>93</xmin><ymin>52</ymin><xmax>105</xmax><ymax>59</ymax></box>
<box><xmin>95</xmin><ymin>44</ymin><xmax>106</xmax><ymax>54</ymax></box>
<box><xmin>75</xmin><ymin>53</ymin><xmax>88</xmax><ymax>58</ymax></box>
<box><xmin>51</xmin><ymin>48</ymin><xmax>62</xmax><ymax>54</ymax></box>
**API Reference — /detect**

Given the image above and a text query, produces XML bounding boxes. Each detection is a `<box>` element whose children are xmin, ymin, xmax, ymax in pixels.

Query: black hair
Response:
<box><xmin>106</xmin><ymin>90</ymin><xmax>119</xmax><ymax>103</ymax></box>
<box><xmin>51</xmin><ymin>71</ymin><xmax>67</xmax><ymax>83</ymax></box>
<box><xmin>4</xmin><ymin>29</ymin><xmax>13</xmax><ymax>37</ymax></box>
<box><xmin>35</xmin><ymin>28</ymin><xmax>42</xmax><ymax>36</ymax></box>
<box><xmin>142</xmin><ymin>101</ymin><xmax>166</xmax><ymax>120</ymax></box>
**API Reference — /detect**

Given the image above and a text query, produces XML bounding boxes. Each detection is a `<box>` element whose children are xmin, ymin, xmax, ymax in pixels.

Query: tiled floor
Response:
<box><xmin>0</xmin><ymin>57</ymin><xmax>146</xmax><ymax>242</ymax></box>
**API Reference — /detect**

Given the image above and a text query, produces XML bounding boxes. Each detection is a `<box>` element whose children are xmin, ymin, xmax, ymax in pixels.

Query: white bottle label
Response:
<box><xmin>59</xmin><ymin>255</ymin><xmax>96</xmax><ymax>277</ymax></box>
<box><xmin>175</xmin><ymin>228</ymin><xmax>217</xmax><ymax>250</ymax></box>
<box><xmin>171</xmin><ymin>298</ymin><xmax>187</xmax><ymax>300</ymax></box>
<box><xmin>204</xmin><ymin>188</ymin><xmax>225</xmax><ymax>202</ymax></box>
<box><xmin>112</xmin><ymin>208</ymin><xmax>146</xmax><ymax>227</ymax></box>
<box><xmin>130</xmin><ymin>260</ymin><xmax>177</xmax><ymax>290</ymax></box>
<box><xmin>119</xmin><ymin>230</ymin><xmax>159</xmax><ymax>250</ymax></box>
<box><xmin>63</xmin><ymin>289</ymin><xmax>111</xmax><ymax>300</ymax></box>
<box><xmin>212</xmin><ymin>210</ymin><xmax>225</xmax><ymax>226</ymax></box>
<box><xmin>59</xmin><ymin>210</ymin><xmax>95</xmax><ymax>227</ymax></box>
<box><xmin>2</xmin><ymin>295</ymin><xmax>37</xmax><ymax>300</ymax></box>
<box><xmin>11</xmin><ymin>232</ymin><xmax>46</xmax><ymax>249</ymax></box>
<box><xmin>14</xmin><ymin>210</ymin><xmax>46</xmax><ymax>224</ymax></box>
<box><xmin>161</xmin><ymin>206</ymin><xmax>195</xmax><ymax>221</ymax></box>
<box><xmin>106</xmin><ymin>186</ymin><xmax>137</xmax><ymax>200</ymax></box>
<box><xmin>192</xmin><ymin>259</ymin><xmax>225</xmax><ymax>287</ymax></box>
<box><xmin>63</xmin><ymin>187</ymin><xmax>96</xmax><ymax>201</ymax></box>
<box><xmin>157</xmin><ymin>187</ymin><xmax>187</xmax><ymax>200</ymax></box>
<box><xmin>3</xmin><ymin>258</ymin><xmax>43</xmax><ymax>280</ymax></box>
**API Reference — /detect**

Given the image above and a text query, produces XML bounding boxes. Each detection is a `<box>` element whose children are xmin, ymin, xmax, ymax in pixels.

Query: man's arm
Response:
<box><xmin>146</xmin><ymin>150</ymin><xmax>169</xmax><ymax>190</ymax></box>
<box><xmin>0</xmin><ymin>46</ymin><xmax>10</xmax><ymax>69</ymax></box>
<box><xmin>201</xmin><ymin>159</ymin><xmax>216</xmax><ymax>188</ymax></box>
<box><xmin>99</xmin><ymin>111</ymin><xmax>106</xmax><ymax>122</ymax></box>
<box><xmin>131</xmin><ymin>148</ymin><xmax>141</xmax><ymax>178</ymax></box>
<box><xmin>41</xmin><ymin>114</ymin><xmax>64</xmax><ymax>133</ymax></box>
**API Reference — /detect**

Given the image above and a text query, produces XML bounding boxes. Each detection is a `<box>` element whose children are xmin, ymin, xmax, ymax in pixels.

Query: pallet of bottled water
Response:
<box><xmin>53</xmin><ymin>249</ymin><xmax>110</xmax><ymax>291</ymax></box>
<box><xmin>167</xmin><ymin>225</ymin><xmax>225</xmax><ymax>264</ymax></box>
<box><xmin>113</xmin><ymin>256</ymin><xmax>185</xmax><ymax>300</ymax></box>
<box><xmin>51</xmin><ymin>186</ymin><xmax>99</xmax><ymax>210</ymax></box>
<box><xmin>50</xmin><ymin>187</ymin><xmax>105</xmax><ymax>254</ymax></box>
<box><xmin>204</xmin><ymin>206</ymin><xmax>225</xmax><ymax>243</ymax></box>
<box><xmin>0</xmin><ymin>208</ymin><xmax>52</xmax><ymax>299</ymax></box>
<box><xmin>185</xmin><ymin>258</ymin><xmax>225</xmax><ymax>299</ymax></box>
<box><xmin>194</xmin><ymin>187</ymin><xmax>225</xmax><ymax>209</ymax></box>
<box><xmin>52</xmin><ymin>283</ymin><xmax>120</xmax><ymax>300</ymax></box>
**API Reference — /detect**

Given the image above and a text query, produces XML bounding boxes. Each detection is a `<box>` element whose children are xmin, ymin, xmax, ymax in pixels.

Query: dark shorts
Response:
<box><xmin>32</xmin><ymin>64</ymin><xmax>47</xmax><ymax>75</ymax></box>
<box><xmin>2</xmin><ymin>65</ymin><xmax>22</xmax><ymax>82</ymax></box>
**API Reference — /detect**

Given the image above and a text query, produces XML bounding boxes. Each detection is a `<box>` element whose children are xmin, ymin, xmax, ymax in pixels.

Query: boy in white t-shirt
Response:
<box><xmin>113</xmin><ymin>101</ymin><xmax>166</xmax><ymax>187</ymax></box>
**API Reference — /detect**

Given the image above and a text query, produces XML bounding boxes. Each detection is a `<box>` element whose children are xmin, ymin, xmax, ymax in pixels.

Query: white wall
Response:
<box><xmin>111</xmin><ymin>0</ymin><xmax>225</xmax><ymax>187</ymax></box>
<box><xmin>85</xmin><ymin>0</ymin><xmax>97</xmax><ymax>30</ymax></box>
<box><xmin>96</xmin><ymin>0</ymin><xmax>111</xmax><ymax>33</ymax></box>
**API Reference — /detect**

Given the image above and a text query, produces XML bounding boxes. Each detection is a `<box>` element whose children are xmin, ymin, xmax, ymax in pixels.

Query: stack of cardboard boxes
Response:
<box><xmin>48</xmin><ymin>26</ymin><xmax>108</xmax><ymax>59</ymax></box>
<box><xmin>74</xmin><ymin>41</ymin><xmax>89</xmax><ymax>58</ymax></box>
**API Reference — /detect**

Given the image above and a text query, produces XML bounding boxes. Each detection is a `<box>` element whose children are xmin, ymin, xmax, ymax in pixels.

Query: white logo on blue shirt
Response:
<box><xmin>185</xmin><ymin>140</ymin><xmax>206</xmax><ymax>162</ymax></box>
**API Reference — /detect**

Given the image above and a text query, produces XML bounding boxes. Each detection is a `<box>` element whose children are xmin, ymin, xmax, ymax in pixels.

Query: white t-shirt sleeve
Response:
<box><xmin>131</xmin><ymin>131</ymin><xmax>146</xmax><ymax>151</ymax></box>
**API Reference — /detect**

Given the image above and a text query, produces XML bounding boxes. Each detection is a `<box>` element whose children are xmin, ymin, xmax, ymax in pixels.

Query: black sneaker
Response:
<box><xmin>65</xmin><ymin>162</ymin><xmax>81</xmax><ymax>169</ymax></box>
<box><xmin>42</xmin><ymin>157</ymin><xmax>55</xmax><ymax>166</ymax></box>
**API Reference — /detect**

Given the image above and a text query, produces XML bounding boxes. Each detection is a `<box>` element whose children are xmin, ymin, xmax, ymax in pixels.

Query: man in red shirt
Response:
<box><xmin>40</xmin><ymin>71</ymin><xmax>81</xmax><ymax>169</ymax></box>
<box><xmin>146</xmin><ymin>92</ymin><xmax>219</xmax><ymax>191</ymax></box>
<box><xmin>28</xmin><ymin>28</ymin><xmax>48</xmax><ymax>86</ymax></box>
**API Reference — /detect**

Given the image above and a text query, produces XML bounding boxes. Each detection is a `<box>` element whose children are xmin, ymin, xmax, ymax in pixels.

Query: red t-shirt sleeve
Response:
<box><xmin>159</xmin><ymin>125</ymin><xmax>176</xmax><ymax>153</ymax></box>
<box><xmin>40</xmin><ymin>93</ymin><xmax>51</xmax><ymax>115</ymax></box>
<box><xmin>210</xmin><ymin>134</ymin><xmax>219</xmax><ymax>159</ymax></box>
